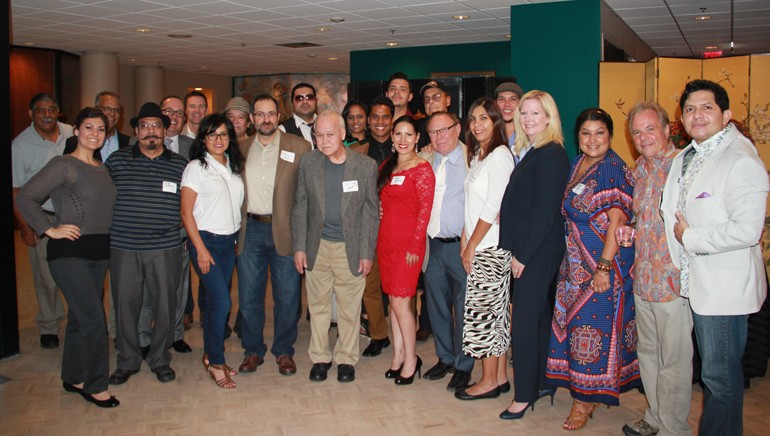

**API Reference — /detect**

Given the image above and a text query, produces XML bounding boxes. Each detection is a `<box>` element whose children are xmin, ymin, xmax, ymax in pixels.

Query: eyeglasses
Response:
<box><xmin>253</xmin><ymin>111</ymin><xmax>278</xmax><ymax>118</ymax></box>
<box><xmin>423</xmin><ymin>93</ymin><xmax>445</xmax><ymax>103</ymax></box>
<box><xmin>97</xmin><ymin>106</ymin><xmax>121</xmax><ymax>115</ymax></box>
<box><xmin>138</xmin><ymin>121</ymin><xmax>163</xmax><ymax>130</ymax></box>
<box><xmin>294</xmin><ymin>94</ymin><xmax>316</xmax><ymax>102</ymax></box>
<box><xmin>162</xmin><ymin>109</ymin><xmax>184</xmax><ymax>118</ymax></box>
<box><xmin>428</xmin><ymin>123</ymin><xmax>458</xmax><ymax>137</ymax></box>
<box><xmin>206</xmin><ymin>132</ymin><xmax>229</xmax><ymax>141</ymax></box>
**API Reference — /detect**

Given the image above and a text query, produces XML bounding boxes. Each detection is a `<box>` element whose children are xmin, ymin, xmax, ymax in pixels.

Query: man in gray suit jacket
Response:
<box><xmin>292</xmin><ymin>110</ymin><xmax>379</xmax><ymax>383</ymax></box>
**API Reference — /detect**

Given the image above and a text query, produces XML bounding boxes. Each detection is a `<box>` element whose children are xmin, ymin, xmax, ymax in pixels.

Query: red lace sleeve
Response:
<box><xmin>408</xmin><ymin>161</ymin><xmax>435</xmax><ymax>253</ymax></box>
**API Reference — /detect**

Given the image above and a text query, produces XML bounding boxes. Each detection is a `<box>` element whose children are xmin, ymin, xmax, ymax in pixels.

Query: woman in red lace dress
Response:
<box><xmin>377</xmin><ymin>116</ymin><xmax>435</xmax><ymax>385</ymax></box>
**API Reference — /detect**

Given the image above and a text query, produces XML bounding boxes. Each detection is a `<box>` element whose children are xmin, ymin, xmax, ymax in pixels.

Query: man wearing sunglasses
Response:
<box><xmin>280</xmin><ymin>82</ymin><xmax>317</xmax><ymax>144</ymax></box>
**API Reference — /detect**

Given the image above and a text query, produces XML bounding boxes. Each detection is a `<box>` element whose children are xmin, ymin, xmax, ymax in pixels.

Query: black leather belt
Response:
<box><xmin>247</xmin><ymin>213</ymin><xmax>272</xmax><ymax>223</ymax></box>
<box><xmin>433</xmin><ymin>236</ymin><xmax>461</xmax><ymax>243</ymax></box>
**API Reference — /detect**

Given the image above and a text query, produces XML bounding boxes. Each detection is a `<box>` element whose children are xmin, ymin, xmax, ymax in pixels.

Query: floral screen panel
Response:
<box><xmin>599</xmin><ymin>62</ymin><xmax>646</xmax><ymax>166</ymax></box>
<box><xmin>749</xmin><ymin>54</ymin><xmax>770</xmax><ymax>271</ymax></box>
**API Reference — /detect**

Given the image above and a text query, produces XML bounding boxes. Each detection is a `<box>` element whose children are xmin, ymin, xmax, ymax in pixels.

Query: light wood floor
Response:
<box><xmin>2</xmin><ymin>230</ymin><xmax>769</xmax><ymax>435</ymax></box>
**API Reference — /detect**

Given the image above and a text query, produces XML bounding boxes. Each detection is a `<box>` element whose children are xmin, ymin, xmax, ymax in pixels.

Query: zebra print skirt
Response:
<box><xmin>462</xmin><ymin>246</ymin><xmax>512</xmax><ymax>359</ymax></box>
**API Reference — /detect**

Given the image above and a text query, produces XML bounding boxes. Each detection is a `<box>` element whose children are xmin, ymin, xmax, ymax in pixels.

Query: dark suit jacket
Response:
<box><xmin>292</xmin><ymin>148</ymin><xmax>379</xmax><ymax>275</ymax></box>
<box><xmin>176</xmin><ymin>135</ymin><xmax>194</xmax><ymax>160</ymax></box>
<box><xmin>238</xmin><ymin>131</ymin><xmax>311</xmax><ymax>256</ymax></box>
<box><xmin>63</xmin><ymin>131</ymin><xmax>130</xmax><ymax>161</ymax></box>
<box><xmin>499</xmin><ymin>142</ymin><xmax>569</xmax><ymax>265</ymax></box>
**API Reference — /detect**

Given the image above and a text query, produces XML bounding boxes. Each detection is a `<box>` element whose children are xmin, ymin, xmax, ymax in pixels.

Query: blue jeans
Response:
<box><xmin>188</xmin><ymin>231</ymin><xmax>238</xmax><ymax>365</ymax></box>
<box><xmin>424</xmin><ymin>238</ymin><xmax>474</xmax><ymax>372</ymax></box>
<box><xmin>237</xmin><ymin>220</ymin><xmax>300</xmax><ymax>358</ymax></box>
<box><xmin>692</xmin><ymin>312</ymin><xmax>748</xmax><ymax>436</ymax></box>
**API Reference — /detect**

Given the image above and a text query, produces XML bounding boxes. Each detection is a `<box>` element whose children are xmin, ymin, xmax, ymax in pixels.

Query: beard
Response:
<box><xmin>258</xmin><ymin>123</ymin><xmax>277</xmax><ymax>136</ymax></box>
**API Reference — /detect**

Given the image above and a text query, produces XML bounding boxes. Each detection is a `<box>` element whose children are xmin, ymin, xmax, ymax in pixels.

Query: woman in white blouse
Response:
<box><xmin>455</xmin><ymin>98</ymin><xmax>515</xmax><ymax>401</ymax></box>
<box><xmin>181</xmin><ymin>114</ymin><xmax>244</xmax><ymax>389</ymax></box>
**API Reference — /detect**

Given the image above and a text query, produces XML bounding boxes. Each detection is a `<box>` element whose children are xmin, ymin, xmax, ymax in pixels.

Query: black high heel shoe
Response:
<box><xmin>499</xmin><ymin>402</ymin><xmax>534</xmax><ymax>420</ymax></box>
<box><xmin>395</xmin><ymin>356</ymin><xmax>422</xmax><ymax>385</ymax></box>
<box><xmin>385</xmin><ymin>364</ymin><xmax>403</xmax><ymax>379</ymax></box>
<box><xmin>538</xmin><ymin>387</ymin><xmax>556</xmax><ymax>406</ymax></box>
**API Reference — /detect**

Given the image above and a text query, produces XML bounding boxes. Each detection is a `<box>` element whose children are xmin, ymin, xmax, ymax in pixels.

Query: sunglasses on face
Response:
<box><xmin>294</xmin><ymin>94</ymin><xmax>316</xmax><ymax>102</ymax></box>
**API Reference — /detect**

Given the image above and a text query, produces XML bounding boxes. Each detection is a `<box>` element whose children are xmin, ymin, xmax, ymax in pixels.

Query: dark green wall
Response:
<box><xmin>350</xmin><ymin>41</ymin><xmax>511</xmax><ymax>82</ymax></box>
<box><xmin>510</xmin><ymin>0</ymin><xmax>601</xmax><ymax>157</ymax></box>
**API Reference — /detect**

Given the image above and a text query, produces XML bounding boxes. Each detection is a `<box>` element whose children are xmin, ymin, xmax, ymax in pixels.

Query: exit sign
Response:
<box><xmin>704</xmin><ymin>50</ymin><xmax>723</xmax><ymax>58</ymax></box>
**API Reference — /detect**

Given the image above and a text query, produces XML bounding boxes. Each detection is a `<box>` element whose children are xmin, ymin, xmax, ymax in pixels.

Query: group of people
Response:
<box><xmin>11</xmin><ymin>73</ymin><xmax>767</xmax><ymax>436</ymax></box>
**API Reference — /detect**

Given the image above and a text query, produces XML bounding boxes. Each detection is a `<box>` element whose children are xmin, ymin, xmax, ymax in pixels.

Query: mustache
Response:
<box><xmin>142</xmin><ymin>135</ymin><xmax>162</xmax><ymax>141</ymax></box>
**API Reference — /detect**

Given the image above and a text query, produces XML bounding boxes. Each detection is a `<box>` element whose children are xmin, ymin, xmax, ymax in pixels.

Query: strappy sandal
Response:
<box><xmin>208</xmin><ymin>364</ymin><xmax>236</xmax><ymax>389</ymax></box>
<box><xmin>563</xmin><ymin>400</ymin><xmax>600</xmax><ymax>430</ymax></box>
<box><xmin>202</xmin><ymin>354</ymin><xmax>237</xmax><ymax>376</ymax></box>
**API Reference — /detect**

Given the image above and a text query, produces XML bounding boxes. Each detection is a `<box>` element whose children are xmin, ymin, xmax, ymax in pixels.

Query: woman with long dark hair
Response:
<box><xmin>18</xmin><ymin>107</ymin><xmax>119</xmax><ymax>407</ymax></box>
<box><xmin>181</xmin><ymin>114</ymin><xmax>244</xmax><ymax>388</ymax></box>
<box><xmin>454</xmin><ymin>98</ymin><xmax>514</xmax><ymax>401</ymax></box>
<box><xmin>342</xmin><ymin>100</ymin><xmax>369</xmax><ymax>146</ymax></box>
<box><xmin>377</xmin><ymin>116</ymin><xmax>435</xmax><ymax>385</ymax></box>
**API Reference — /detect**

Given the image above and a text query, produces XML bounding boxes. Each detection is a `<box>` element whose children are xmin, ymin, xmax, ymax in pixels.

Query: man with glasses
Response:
<box><xmin>280</xmin><ymin>82</ymin><xmax>317</xmax><ymax>144</ymax></box>
<box><xmin>64</xmin><ymin>91</ymin><xmax>129</xmax><ymax>161</ymax></box>
<box><xmin>418</xmin><ymin>111</ymin><xmax>473</xmax><ymax>391</ymax></box>
<box><xmin>105</xmin><ymin>102</ymin><xmax>188</xmax><ymax>385</ymax></box>
<box><xmin>12</xmin><ymin>93</ymin><xmax>73</xmax><ymax>349</ymax></box>
<box><xmin>160</xmin><ymin>95</ymin><xmax>193</xmax><ymax>159</ymax></box>
<box><xmin>236</xmin><ymin>94</ymin><xmax>311</xmax><ymax>376</ymax></box>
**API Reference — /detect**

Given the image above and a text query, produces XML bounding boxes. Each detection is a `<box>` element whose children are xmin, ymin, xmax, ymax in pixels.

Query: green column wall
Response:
<box><xmin>510</xmin><ymin>0</ymin><xmax>601</xmax><ymax>157</ymax></box>
<box><xmin>350</xmin><ymin>41</ymin><xmax>511</xmax><ymax>82</ymax></box>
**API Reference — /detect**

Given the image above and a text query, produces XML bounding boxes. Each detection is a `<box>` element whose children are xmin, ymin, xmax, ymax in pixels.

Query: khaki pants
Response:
<box><xmin>361</xmin><ymin>255</ymin><xmax>388</xmax><ymax>339</ymax></box>
<box><xmin>306</xmin><ymin>240</ymin><xmax>365</xmax><ymax>366</ymax></box>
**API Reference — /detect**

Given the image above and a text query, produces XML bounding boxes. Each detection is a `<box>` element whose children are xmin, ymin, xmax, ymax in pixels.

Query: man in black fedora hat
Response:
<box><xmin>105</xmin><ymin>102</ymin><xmax>189</xmax><ymax>385</ymax></box>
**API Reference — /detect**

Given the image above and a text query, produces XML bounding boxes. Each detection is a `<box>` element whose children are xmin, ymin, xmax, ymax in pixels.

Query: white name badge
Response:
<box><xmin>280</xmin><ymin>150</ymin><xmax>295</xmax><ymax>163</ymax></box>
<box><xmin>391</xmin><ymin>175</ymin><xmax>405</xmax><ymax>185</ymax></box>
<box><xmin>572</xmin><ymin>183</ymin><xmax>586</xmax><ymax>195</ymax></box>
<box><xmin>162</xmin><ymin>181</ymin><xmax>178</xmax><ymax>193</ymax></box>
<box><xmin>342</xmin><ymin>180</ymin><xmax>359</xmax><ymax>192</ymax></box>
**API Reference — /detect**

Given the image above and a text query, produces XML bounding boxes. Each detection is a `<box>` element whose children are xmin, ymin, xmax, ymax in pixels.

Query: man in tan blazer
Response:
<box><xmin>236</xmin><ymin>94</ymin><xmax>311</xmax><ymax>376</ymax></box>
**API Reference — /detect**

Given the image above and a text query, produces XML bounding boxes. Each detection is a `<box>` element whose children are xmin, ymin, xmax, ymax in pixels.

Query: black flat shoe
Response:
<box><xmin>395</xmin><ymin>356</ymin><xmax>422</xmax><ymax>385</ymax></box>
<box><xmin>498</xmin><ymin>381</ymin><xmax>511</xmax><ymax>393</ymax></box>
<box><xmin>454</xmin><ymin>385</ymin><xmax>501</xmax><ymax>400</ymax></box>
<box><xmin>538</xmin><ymin>387</ymin><xmax>556</xmax><ymax>405</ymax></box>
<box><xmin>82</xmin><ymin>393</ymin><xmax>120</xmax><ymax>408</ymax></box>
<box><xmin>385</xmin><ymin>364</ymin><xmax>403</xmax><ymax>379</ymax></box>
<box><xmin>63</xmin><ymin>381</ymin><xmax>83</xmax><ymax>393</ymax></box>
<box><xmin>499</xmin><ymin>403</ymin><xmax>533</xmax><ymax>420</ymax></box>
<box><xmin>172</xmin><ymin>340</ymin><xmax>192</xmax><ymax>353</ymax></box>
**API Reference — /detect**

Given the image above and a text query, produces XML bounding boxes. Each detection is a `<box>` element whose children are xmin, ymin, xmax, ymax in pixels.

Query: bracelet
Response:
<box><xmin>597</xmin><ymin>257</ymin><xmax>612</xmax><ymax>267</ymax></box>
<box><xmin>594</xmin><ymin>270</ymin><xmax>609</xmax><ymax>276</ymax></box>
<box><xmin>595</xmin><ymin>262</ymin><xmax>612</xmax><ymax>273</ymax></box>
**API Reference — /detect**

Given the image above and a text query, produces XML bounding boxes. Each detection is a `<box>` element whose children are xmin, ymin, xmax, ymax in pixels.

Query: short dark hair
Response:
<box><xmin>291</xmin><ymin>82</ymin><xmax>316</xmax><ymax>100</ymax></box>
<box><xmin>94</xmin><ymin>91</ymin><xmax>120</xmax><ymax>105</ymax></box>
<box><xmin>252</xmin><ymin>93</ymin><xmax>279</xmax><ymax>112</ymax></box>
<box><xmin>369</xmin><ymin>96</ymin><xmax>395</xmax><ymax>116</ymax></box>
<box><xmin>574</xmin><ymin>108</ymin><xmax>614</xmax><ymax>145</ymax></box>
<box><xmin>29</xmin><ymin>93</ymin><xmax>58</xmax><ymax>110</ymax></box>
<box><xmin>387</xmin><ymin>72</ymin><xmax>410</xmax><ymax>91</ymax></box>
<box><xmin>190</xmin><ymin>113</ymin><xmax>244</xmax><ymax>175</ymax></box>
<box><xmin>679</xmin><ymin>79</ymin><xmax>729</xmax><ymax>112</ymax></box>
<box><xmin>74</xmin><ymin>107</ymin><xmax>109</xmax><ymax>130</ymax></box>
<box><xmin>184</xmin><ymin>90</ymin><xmax>208</xmax><ymax>108</ymax></box>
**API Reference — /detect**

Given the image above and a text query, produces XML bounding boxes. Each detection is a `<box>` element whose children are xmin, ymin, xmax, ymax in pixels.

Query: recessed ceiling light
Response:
<box><xmin>328</xmin><ymin>57</ymin><xmax>338</xmax><ymax>61</ymax></box>
<box><xmin>505</xmin><ymin>34</ymin><xmax>511</xmax><ymax>39</ymax></box>
<box><xmin>705</xmin><ymin>45</ymin><xmax>718</xmax><ymax>49</ymax></box>
<box><xmin>194</xmin><ymin>87</ymin><xmax>203</xmax><ymax>91</ymax></box>
<box><xmin>452</xmin><ymin>15</ymin><xmax>469</xmax><ymax>20</ymax></box>
<box><xmin>128</xmin><ymin>58</ymin><xmax>136</xmax><ymax>62</ymax></box>
<box><xmin>694</xmin><ymin>15</ymin><xmax>712</xmax><ymax>21</ymax></box>
<box><xmin>316</xmin><ymin>27</ymin><xmax>329</xmax><ymax>32</ymax></box>
<box><xmin>330</xmin><ymin>17</ymin><xmax>345</xmax><ymax>23</ymax></box>
<box><xmin>168</xmin><ymin>34</ymin><xmax>192</xmax><ymax>39</ymax></box>
<box><xmin>22</xmin><ymin>42</ymin><xmax>35</xmax><ymax>46</ymax></box>
<box><xmin>135</xmin><ymin>27</ymin><xmax>152</xmax><ymax>33</ymax></box>
<box><xmin>200</xmin><ymin>66</ymin><xmax>208</xmax><ymax>70</ymax></box>
<box><xmin>385</xmin><ymin>42</ymin><xmax>398</xmax><ymax>47</ymax></box>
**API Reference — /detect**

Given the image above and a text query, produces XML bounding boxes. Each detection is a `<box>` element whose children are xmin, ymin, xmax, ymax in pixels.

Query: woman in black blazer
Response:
<box><xmin>498</xmin><ymin>90</ymin><xmax>569</xmax><ymax>420</ymax></box>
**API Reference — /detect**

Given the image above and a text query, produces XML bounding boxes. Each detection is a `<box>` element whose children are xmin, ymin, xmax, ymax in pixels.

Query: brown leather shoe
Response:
<box><xmin>276</xmin><ymin>354</ymin><xmax>297</xmax><ymax>376</ymax></box>
<box><xmin>238</xmin><ymin>355</ymin><xmax>264</xmax><ymax>373</ymax></box>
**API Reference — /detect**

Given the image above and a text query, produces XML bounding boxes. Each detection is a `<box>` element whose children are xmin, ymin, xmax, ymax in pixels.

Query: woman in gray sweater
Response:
<box><xmin>17</xmin><ymin>107</ymin><xmax>119</xmax><ymax>408</ymax></box>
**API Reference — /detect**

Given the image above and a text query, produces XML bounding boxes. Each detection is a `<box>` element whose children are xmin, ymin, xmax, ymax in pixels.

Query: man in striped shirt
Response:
<box><xmin>105</xmin><ymin>102</ymin><xmax>188</xmax><ymax>385</ymax></box>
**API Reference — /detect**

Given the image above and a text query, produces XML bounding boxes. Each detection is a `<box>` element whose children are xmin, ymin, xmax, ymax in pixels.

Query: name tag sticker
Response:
<box><xmin>162</xmin><ymin>181</ymin><xmax>177</xmax><ymax>193</ymax></box>
<box><xmin>342</xmin><ymin>180</ymin><xmax>359</xmax><ymax>192</ymax></box>
<box><xmin>572</xmin><ymin>183</ymin><xmax>586</xmax><ymax>195</ymax></box>
<box><xmin>280</xmin><ymin>150</ymin><xmax>295</xmax><ymax>163</ymax></box>
<box><xmin>391</xmin><ymin>175</ymin><xmax>405</xmax><ymax>185</ymax></box>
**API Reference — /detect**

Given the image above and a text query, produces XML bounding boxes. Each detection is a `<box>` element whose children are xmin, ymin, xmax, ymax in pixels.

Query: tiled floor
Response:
<box><xmin>1</xmin><ymin>230</ymin><xmax>768</xmax><ymax>435</ymax></box>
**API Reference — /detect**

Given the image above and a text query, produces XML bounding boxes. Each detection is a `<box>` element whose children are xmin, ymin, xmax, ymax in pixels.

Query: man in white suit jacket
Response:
<box><xmin>661</xmin><ymin>80</ymin><xmax>768</xmax><ymax>436</ymax></box>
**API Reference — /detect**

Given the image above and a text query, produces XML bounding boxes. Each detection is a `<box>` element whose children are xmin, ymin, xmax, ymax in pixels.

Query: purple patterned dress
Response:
<box><xmin>545</xmin><ymin>149</ymin><xmax>640</xmax><ymax>406</ymax></box>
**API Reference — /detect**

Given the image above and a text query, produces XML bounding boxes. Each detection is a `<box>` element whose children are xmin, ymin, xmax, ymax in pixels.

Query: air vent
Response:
<box><xmin>275</xmin><ymin>42</ymin><xmax>322</xmax><ymax>49</ymax></box>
